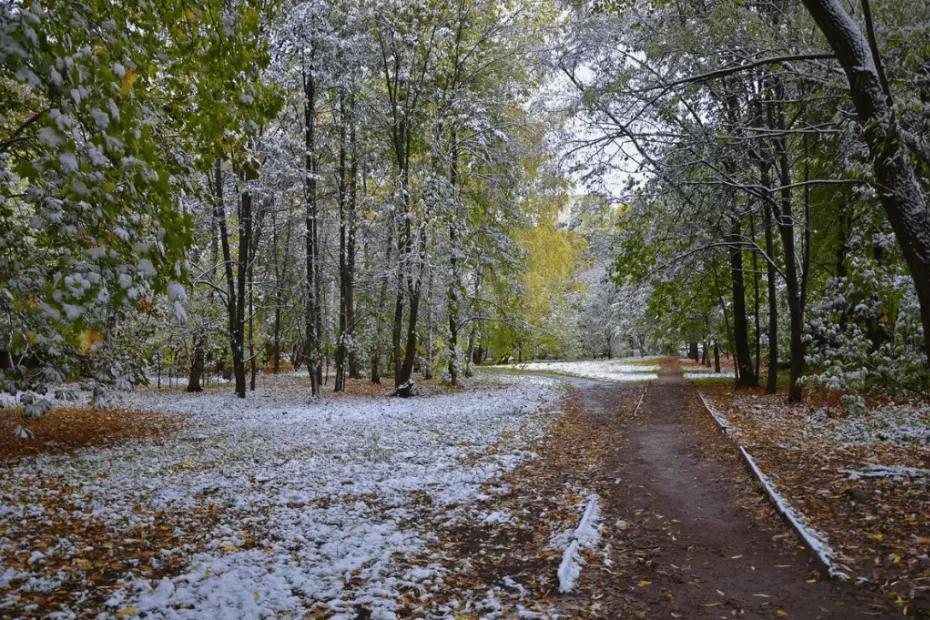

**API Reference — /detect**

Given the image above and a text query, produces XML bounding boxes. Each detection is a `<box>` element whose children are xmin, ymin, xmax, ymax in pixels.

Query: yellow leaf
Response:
<box><xmin>865</xmin><ymin>532</ymin><xmax>884</xmax><ymax>542</ymax></box>
<box><xmin>222</xmin><ymin>544</ymin><xmax>237</xmax><ymax>552</ymax></box>
<box><xmin>775</xmin><ymin>610</ymin><xmax>789</xmax><ymax>618</ymax></box>
<box><xmin>78</xmin><ymin>329</ymin><xmax>104</xmax><ymax>353</ymax></box>
<box><xmin>116</xmin><ymin>608</ymin><xmax>137</xmax><ymax>619</ymax></box>
<box><xmin>638</xmin><ymin>579</ymin><xmax>652</xmax><ymax>587</ymax></box>
<box><xmin>121</xmin><ymin>68</ymin><xmax>137</xmax><ymax>95</ymax></box>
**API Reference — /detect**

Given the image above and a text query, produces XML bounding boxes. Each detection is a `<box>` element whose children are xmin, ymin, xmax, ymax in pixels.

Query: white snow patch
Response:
<box><xmin>842</xmin><ymin>463</ymin><xmax>930</xmax><ymax>481</ymax></box>
<box><xmin>555</xmin><ymin>494</ymin><xmax>601</xmax><ymax>593</ymax></box>
<box><xmin>0</xmin><ymin>374</ymin><xmax>562</xmax><ymax>618</ymax></box>
<box><xmin>494</xmin><ymin>358</ymin><xmax>658</xmax><ymax>383</ymax></box>
<box><xmin>684</xmin><ymin>370</ymin><xmax>735</xmax><ymax>379</ymax></box>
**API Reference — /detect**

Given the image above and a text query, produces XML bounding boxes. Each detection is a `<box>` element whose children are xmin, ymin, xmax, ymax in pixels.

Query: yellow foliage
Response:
<box><xmin>77</xmin><ymin>329</ymin><xmax>104</xmax><ymax>353</ymax></box>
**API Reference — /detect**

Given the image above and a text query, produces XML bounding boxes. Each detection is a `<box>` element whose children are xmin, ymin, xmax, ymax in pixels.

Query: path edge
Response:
<box><xmin>694</xmin><ymin>388</ymin><xmax>851</xmax><ymax>581</ymax></box>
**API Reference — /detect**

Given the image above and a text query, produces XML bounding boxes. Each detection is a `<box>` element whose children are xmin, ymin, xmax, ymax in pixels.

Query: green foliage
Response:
<box><xmin>0</xmin><ymin>0</ymin><xmax>277</xmax><ymax>391</ymax></box>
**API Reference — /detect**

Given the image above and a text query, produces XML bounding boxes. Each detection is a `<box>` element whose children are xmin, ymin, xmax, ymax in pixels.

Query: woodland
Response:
<box><xmin>1</xmin><ymin>0</ymin><xmax>929</xmax><ymax>618</ymax></box>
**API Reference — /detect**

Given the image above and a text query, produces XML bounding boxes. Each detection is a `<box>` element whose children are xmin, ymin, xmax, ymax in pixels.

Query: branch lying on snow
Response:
<box><xmin>740</xmin><ymin>447</ymin><xmax>850</xmax><ymax>581</ymax></box>
<box><xmin>842</xmin><ymin>464</ymin><xmax>930</xmax><ymax>481</ymax></box>
<box><xmin>557</xmin><ymin>494</ymin><xmax>601</xmax><ymax>593</ymax></box>
<box><xmin>697</xmin><ymin>391</ymin><xmax>732</xmax><ymax>433</ymax></box>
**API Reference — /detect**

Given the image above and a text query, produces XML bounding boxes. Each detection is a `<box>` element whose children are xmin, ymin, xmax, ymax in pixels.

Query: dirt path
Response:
<box><xmin>585</xmin><ymin>359</ymin><xmax>892</xmax><ymax>618</ymax></box>
<box><xmin>420</xmin><ymin>360</ymin><xmax>896</xmax><ymax>617</ymax></box>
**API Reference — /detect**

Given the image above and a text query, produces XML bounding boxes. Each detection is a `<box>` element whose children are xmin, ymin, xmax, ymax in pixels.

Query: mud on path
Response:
<box><xmin>419</xmin><ymin>360</ymin><xmax>896</xmax><ymax>618</ymax></box>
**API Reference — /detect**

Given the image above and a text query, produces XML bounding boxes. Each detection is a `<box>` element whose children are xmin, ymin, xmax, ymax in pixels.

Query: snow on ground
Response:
<box><xmin>0</xmin><ymin>373</ymin><xmax>563</xmax><ymax>618</ymax></box>
<box><xmin>720</xmin><ymin>393</ymin><xmax>930</xmax><ymax>449</ymax></box>
<box><xmin>683</xmin><ymin>369</ymin><xmax>735</xmax><ymax>380</ymax></box>
<box><xmin>553</xmin><ymin>494</ymin><xmax>601</xmax><ymax>593</ymax></box>
<box><xmin>829</xmin><ymin>401</ymin><xmax>930</xmax><ymax>446</ymax></box>
<box><xmin>493</xmin><ymin>358</ymin><xmax>658</xmax><ymax>382</ymax></box>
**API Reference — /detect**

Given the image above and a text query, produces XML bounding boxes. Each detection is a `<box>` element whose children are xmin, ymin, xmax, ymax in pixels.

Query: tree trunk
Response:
<box><xmin>346</xmin><ymin>94</ymin><xmax>360</xmax><ymax>380</ymax></box>
<box><xmin>728</xmin><ymin>217</ymin><xmax>758</xmax><ymax>387</ymax></box>
<box><xmin>234</xmin><ymin>183</ymin><xmax>252</xmax><ymax>398</ymax></box>
<box><xmin>768</xmin><ymin>81</ymin><xmax>804</xmax><ymax>402</ymax></box>
<box><xmin>334</xmin><ymin>91</ymin><xmax>349</xmax><ymax>393</ymax></box>
<box><xmin>187</xmin><ymin>335</ymin><xmax>205</xmax><ymax>393</ymax></box>
<box><xmin>398</xmin><ymin>279</ymin><xmax>422</xmax><ymax>386</ymax></box>
<box><xmin>213</xmin><ymin>159</ymin><xmax>247</xmax><ymax>398</ymax></box>
<box><xmin>802</xmin><ymin>0</ymin><xmax>930</xmax><ymax>367</ymax></box>
<box><xmin>446</xmin><ymin>131</ymin><xmax>461</xmax><ymax>387</ymax></box>
<box><xmin>303</xmin><ymin>64</ymin><xmax>320</xmax><ymax>397</ymax></box>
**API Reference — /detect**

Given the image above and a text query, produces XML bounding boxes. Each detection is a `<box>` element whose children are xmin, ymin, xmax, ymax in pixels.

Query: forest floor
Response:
<box><xmin>0</xmin><ymin>359</ymin><xmax>925</xmax><ymax>618</ymax></box>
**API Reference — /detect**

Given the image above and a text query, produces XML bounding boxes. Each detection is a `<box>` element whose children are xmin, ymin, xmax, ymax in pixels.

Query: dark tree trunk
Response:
<box><xmin>688</xmin><ymin>341</ymin><xmax>699</xmax><ymax>361</ymax></box>
<box><xmin>187</xmin><ymin>336</ymin><xmax>205</xmax><ymax>393</ymax></box>
<box><xmin>714</xmin><ymin>342</ymin><xmax>721</xmax><ymax>373</ymax></box>
<box><xmin>728</xmin><ymin>218</ymin><xmax>759</xmax><ymax>387</ymax></box>
<box><xmin>768</xmin><ymin>82</ymin><xmax>804</xmax><ymax>402</ymax></box>
<box><xmin>447</xmin><ymin>131</ymin><xmax>461</xmax><ymax>386</ymax></box>
<box><xmin>213</xmin><ymin>159</ymin><xmax>247</xmax><ymax>399</ymax></box>
<box><xmin>303</xmin><ymin>64</ymin><xmax>321</xmax><ymax>397</ymax></box>
<box><xmin>391</xmin><ymin>271</ymin><xmax>404</xmax><ymax>386</ymax></box>
<box><xmin>234</xmin><ymin>185</ymin><xmax>252</xmax><ymax>398</ymax></box>
<box><xmin>398</xmin><ymin>280</ymin><xmax>422</xmax><ymax>386</ymax></box>
<box><xmin>802</xmin><ymin>0</ymin><xmax>930</xmax><ymax>368</ymax></box>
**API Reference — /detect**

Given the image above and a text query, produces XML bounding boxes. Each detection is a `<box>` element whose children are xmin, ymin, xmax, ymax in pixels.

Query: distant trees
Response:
<box><xmin>6</xmin><ymin>0</ymin><xmax>926</xmax><ymax>408</ymax></box>
<box><xmin>561</xmin><ymin>0</ymin><xmax>930</xmax><ymax>398</ymax></box>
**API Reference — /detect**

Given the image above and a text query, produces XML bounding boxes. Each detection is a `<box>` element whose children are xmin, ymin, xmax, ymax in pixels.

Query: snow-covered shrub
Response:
<box><xmin>804</xmin><ymin>247</ymin><xmax>927</xmax><ymax>395</ymax></box>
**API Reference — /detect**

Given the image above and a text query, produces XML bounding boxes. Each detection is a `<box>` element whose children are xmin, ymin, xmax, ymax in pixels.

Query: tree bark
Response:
<box><xmin>213</xmin><ymin>159</ymin><xmax>247</xmax><ymax>398</ymax></box>
<box><xmin>303</xmin><ymin>63</ymin><xmax>321</xmax><ymax>397</ymax></box>
<box><xmin>728</xmin><ymin>217</ymin><xmax>759</xmax><ymax>387</ymax></box>
<box><xmin>446</xmin><ymin>130</ymin><xmax>461</xmax><ymax>386</ymax></box>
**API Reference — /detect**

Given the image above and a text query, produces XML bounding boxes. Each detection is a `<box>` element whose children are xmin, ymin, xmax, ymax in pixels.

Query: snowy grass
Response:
<box><xmin>0</xmin><ymin>373</ymin><xmax>563</xmax><ymax>619</ymax></box>
<box><xmin>491</xmin><ymin>358</ymin><xmax>658</xmax><ymax>382</ymax></box>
